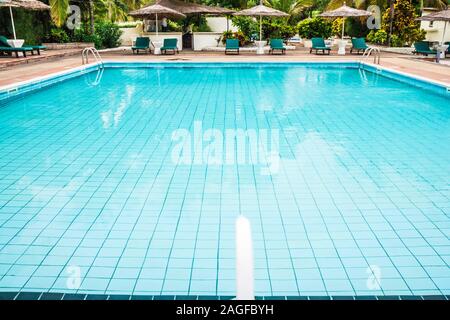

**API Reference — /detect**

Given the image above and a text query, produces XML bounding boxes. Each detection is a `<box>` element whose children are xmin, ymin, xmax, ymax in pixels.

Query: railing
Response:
<box><xmin>84</xmin><ymin>67</ymin><xmax>104</xmax><ymax>87</ymax></box>
<box><xmin>362</xmin><ymin>46</ymin><xmax>381</xmax><ymax>65</ymax></box>
<box><xmin>81</xmin><ymin>47</ymin><xmax>103</xmax><ymax>67</ymax></box>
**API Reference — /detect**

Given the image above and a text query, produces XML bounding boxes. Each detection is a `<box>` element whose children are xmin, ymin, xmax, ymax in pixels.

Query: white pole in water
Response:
<box><xmin>9</xmin><ymin>6</ymin><xmax>17</xmax><ymax>40</ymax></box>
<box><xmin>235</xmin><ymin>215</ymin><xmax>255</xmax><ymax>300</ymax></box>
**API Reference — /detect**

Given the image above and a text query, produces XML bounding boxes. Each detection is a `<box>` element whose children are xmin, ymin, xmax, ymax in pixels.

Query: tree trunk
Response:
<box><xmin>387</xmin><ymin>0</ymin><xmax>395</xmax><ymax>47</ymax></box>
<box><xmin>89</xmin><ymin>0</ymin><xmax>95</xmax><ymax>35</ymax></box>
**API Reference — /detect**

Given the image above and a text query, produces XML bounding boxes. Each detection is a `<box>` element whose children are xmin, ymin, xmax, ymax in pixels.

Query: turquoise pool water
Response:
<box><xmin>0</xmin><ymin>63</ymin><xmax>449</xmax><ymax>297</ymax></box>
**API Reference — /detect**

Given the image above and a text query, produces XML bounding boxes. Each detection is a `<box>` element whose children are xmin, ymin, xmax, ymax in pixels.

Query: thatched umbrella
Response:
<box><xmin>130</xmin><ymin>4</ymin><xmax>186</xmax><ymax>36</ymax></box>
<box><xmin>319</xmin><ymin>3</ymin><xmax>372</xmax><ymax>39</ymax></box>
<box><xmin>0</xmin><ymin>0</ymin><xmax>50</xmax><ymax>40</ymax></box>
<box><xmin>156</xmin><ymin>0</ymin><xmax>235</xmax><ymax>15</ymax></box>
<box><xmin>234</xmin><ymin>2</ymin><xmax>288</xmax><ymax>43</ymax></box>
<box><xmin>417</xmin><ymin>9</ymin><xmax>450</xmax><ymax>44</ymax></box>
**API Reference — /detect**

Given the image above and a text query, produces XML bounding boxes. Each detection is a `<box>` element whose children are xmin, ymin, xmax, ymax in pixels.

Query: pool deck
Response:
<box><xmin>1</xmin><ymin>48</ymin><xmax>450</xmax><ymax>87</ymax></box>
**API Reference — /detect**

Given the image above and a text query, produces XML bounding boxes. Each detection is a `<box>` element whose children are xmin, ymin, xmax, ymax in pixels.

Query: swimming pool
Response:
<box><xmin>0</xmin><ymin>62</ymin><xmax>449</xmax><ymax>299</ymax></box>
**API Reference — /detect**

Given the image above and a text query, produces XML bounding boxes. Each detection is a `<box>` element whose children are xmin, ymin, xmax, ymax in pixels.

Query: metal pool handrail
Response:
<box><xmin>362</xmin><ymin>47</ymin><xmax>381</xmax><ymax>65</ymax></box>
<box><xmin>81</xmin><ymin>47</ymin><xmax>104</xmax><ymax>68</ymax></box>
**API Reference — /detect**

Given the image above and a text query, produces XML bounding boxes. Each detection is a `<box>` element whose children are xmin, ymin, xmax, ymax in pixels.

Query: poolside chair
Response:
<box><xmin>269</xmin><ymin>39</ymin><xmax>286</xmax><ymax>55</ymax></box>
<box><xmin>350</xmin><ymin>37</ymin><xmax>369</xmax><ymax>54</ymax></box>
<box><xmin>0</xmin><ymin>35</ymin><xmax>34</xmax><ymax>58</ymax></box>
<box><xmin>413</xmin><ymin>41</ymin><xmax>436</xmax><ymax>56</ymax></box>
<box><xmin>310</xmin><ymin>37</ymin><xmax>331</xmax><ymax>55</ymax></box>
<box><xmin>28</xmin><ymin>44</ymin><xmax>47</xmax><ymax>55</ymax></box>
<box><xmin>132</xmin><ymin>37</ymin><xmax>151</xmax><ymax>54</ymax></box>
<box><xmin>445</xmin><ymin>42</ymin><xmax>450</xmax><ymax>58</ymax></box>
<box><xmin>225</xmin><ymin>38</ymin><xmax>239</xmax><ymax>55</ymax></box>
<box><xmin>161</xmin><ymin>38</ymin><xmax>179</xmax><ymax>55</ymax></box>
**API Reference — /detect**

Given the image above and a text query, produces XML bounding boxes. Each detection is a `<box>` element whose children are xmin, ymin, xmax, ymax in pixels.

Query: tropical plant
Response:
<box><xmin>382</xmin><ymin>0</ymin><xmax>426</xmax><ymax>46</ymax></box>
<box><xmin>265</xmin><ymin>0</ymin><xmax>315</xmax><ymax>21</ymax></box>
<box><xmin>96</xmin><ymin>0</ymin><xmax>129</xmax><ymax>22</ymax></box>
<box><xmin>262</xmin><ymin>20</ymin><xmax>296</xmax><ymax>40</ymax></box>
<box><xmin>49</xmin><ymin>0</ymin><xmax>70</xmax><ymax>27</ymax></box>
<box><xmin>44</xmin><ymin>27</ymin><xmax>70</xmax><ymax>42</ymax></box>
<box><xmin>221</xmin><ymin>30</ymin><xmax>248</xmax><ymax>45</ymax></box>
<box><xmin>231</xmin><ymin>16</ymin><xmax>259</xmax><ymax>39</ymax></box>
<box><xmin>94</xmin><ymin>21</ymin><xmax>123</xmax><ymax>48</ymax></box>
<box><xmin>366</xmin><ymin>29</ymin><xmax>388</xmax><ymax>44</ymax></box>
<box><xmin>297</xmin><ymin>17</ymin><xmax>332</xmax><ymax>38</ymax></box>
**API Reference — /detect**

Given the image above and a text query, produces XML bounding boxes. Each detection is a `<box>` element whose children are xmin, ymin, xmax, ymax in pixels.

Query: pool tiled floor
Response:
<box><xmin>0</xmin><ymin>64</ymin><xmax>449</xmax><ymax>297</ymax></box>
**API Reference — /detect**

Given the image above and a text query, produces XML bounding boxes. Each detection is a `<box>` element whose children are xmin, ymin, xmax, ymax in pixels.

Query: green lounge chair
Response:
<box><xmin>350</xmin><ymin>37</ymin><xmax>369</xmax><ymax>54</ymax></box>
<box><xmin>0</xmin><ymin>35</ymin><xmax>34</xmax><ymax>58</ymax></box>
<box><xmin>132</xmin><ymin>37</ymin><xmax>151</xmax><ymax>54</ymax></box>
<box><xmin>413</xmin><ymin>41</ymin><xmax>436</xmax><ymax>56</ymax></box>
<box><xmin>29</xmin><ymin>45</ymin><xmax>46</xmax><ymax>55</ymax></box>
<box><xmin>445</xmin><ymin>42</ymin><xmax>449</xmax><ymax>58</ymax></box>
<box><xmin>269</xmin><ymin>38</ymin><xmax>286</xmax><ymax>55</ymax></box>
<box><xmin>310</xmin><ymin>37</ymin><xmax>331</xmax><ymax>55</ymax></box>
<box><xmin>225</xmin><ymin>38</ymin><xmax>239</xmax><ymax>55</ymax></box>
<box><xmin>161</xmin><ymin>38</ymin><xmax>178</xmax><ymax>55</ymax></box>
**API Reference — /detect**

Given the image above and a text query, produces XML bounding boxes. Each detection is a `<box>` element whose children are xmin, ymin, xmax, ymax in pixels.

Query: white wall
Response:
<box><xmin>206</xmin><ymin>17</ymin><xmax>237</xmax><ymax>33</ymax></box>
<box><xmin>192</xmin><ymin>32</ymin><xmax>223</xmax><ymax>51</ymax></box>
<box><xmin>119</xmin><ymin>25</ymin><xmax>141</xmax><ymax>46</ymax></box>
<box><xmin>421</xmin><ymin>9</ymin><xmax>450</xmax><ymax>43</ymax></box>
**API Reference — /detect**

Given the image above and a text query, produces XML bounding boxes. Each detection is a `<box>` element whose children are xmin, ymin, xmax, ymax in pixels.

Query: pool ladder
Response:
<box><xmin>81</xmin><ymin>47</ymin><xmax>104</xmax><ymax>68</ymax></box>
<box><xmin>362</xmin><ymin>47</ymin><xmax>381</xmax><ymax>65</ymax></box>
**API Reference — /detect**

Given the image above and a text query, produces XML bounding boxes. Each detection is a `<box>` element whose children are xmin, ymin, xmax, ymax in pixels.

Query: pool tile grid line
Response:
<box><xmin>0</xmin><ymin>81</ymin><xmax>171</xmax><ymax>292</ymax></box>
<box><xmin>84</xmin><ymin>75</ymin><xmax>190</xmax><ymax>294</ymax></box>
<box><xmin>2</xmin><ymin>62</ymin><xmax>449</xmax><ymax>104</ymax></box>
<box><xmin>79</xmin><ymin>72</ymin><xmax>201</xmax><ymax>295</ymax></box>
<box><xmin>0</xmin><ymin>66</ymin><xmax>449</xmax><ymax>296</ymax></box>
<box><xmin>0</xmin><ymin>71</ymin><xmax>192</xmax><ymax>293</ymax></box>
<box><xmin>279</xmin><ymin>94</ymin><xmax>447</xmax><ymax>295</ymax></box>
<box><xmin>183</xmin><ymin>70</ymin><xmax>223</xmax><ymax>295</ymax></box>
<box><xmin>240</xmin><ymin>75</ymin><xmax>302</xmax><ymax>295</ymax></box>
<box><xmin>149</xmin><ymin>69</ymin><xmax>217</xmax><ymax>295</ymax></box>
<box><xmin>262</xmin><ymin>105</ymin><xmax>361</xmax><ymax>295</ymax></box>
<box><xmin>275</xmin><ymin>98</ymin><xmax>410</xmax><ymax>295</ymax></box>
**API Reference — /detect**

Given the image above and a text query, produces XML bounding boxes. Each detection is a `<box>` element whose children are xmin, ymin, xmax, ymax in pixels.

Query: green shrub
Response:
<box><xmin>367</xmin><ymin>29</ymin><xmax>388</xmax><ymax>45</ymax></box>
<box><xmin>381</xmin><ymin>0</ymin><xmax>426</xmax><ymax>47</ymax></box>
<box><xmin>231</xmin><ymin>16</ymin><xmax>259</xmax><ymax>40</ymax></box>
<box><xmin>45</xmin><ymin>28</ymin><xmax>70</xmax><ymax>43</ymax></box>
<box><xmin>332</xmin><ymin>18</ymin><xmax>343</xmax><ymax>37</ymax></box>
<box><xmin>222</xmin><ymin>31</ymin><xmax>247</xmax><ymax>46</ymax></box>
<box><xmin>94</xmin><ymin>22</ymin><xmax>123</xmax><ymax>48</ymax></box>
<box><xmin>167</xmin><ymin>20</ymin><xmax>182</xmax><ymax>32</ymax></box>
<box><xmin>298</xmin><ymin>18</ymin><xmax>332</xmax><ymax>39</ymax></box>
<box><xmin>193</xmin><ymin>22</ymin><xmax>212</xmax><ymax>32</ymax></box>
<box><xmin>389</xmin><ymin>34</ymin><xmax>404</xmax><ymax>47</ymax></box>
<box><xmin>72</xmin><ymin>28</ymin><xmax>101</xmax><ymax>47</ymax></box>
<box><xmin>262</xmin><ymin>20</ymin><xmax>295</xmax><ymax>41</ymax></box>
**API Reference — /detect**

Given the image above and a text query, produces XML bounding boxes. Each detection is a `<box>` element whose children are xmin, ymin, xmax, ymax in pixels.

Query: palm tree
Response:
<box><xmin>266</xmin><ymin>0</ymin><xmax>315</xmax><ymax>15</ymax></box>
<box><xmin>97</xmin><ymin>0</ymin><xmax>128</xmax><ymax>21</ymax></box>
<box><xmin>49</xmin><ymin>0</ymin><xmax>70</xmax><ymax>27</ymax></box>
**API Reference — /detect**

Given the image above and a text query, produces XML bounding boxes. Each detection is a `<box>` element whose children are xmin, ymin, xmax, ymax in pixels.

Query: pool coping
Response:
<box><xmin>1</xmin><ymin>61</ymin><xmax>449</xmax><ymax>102</ymax></box>
<box><xmin>0</xmin><ymin>291</ymin><xmax>448</xmax><ymax>301</ymax></box>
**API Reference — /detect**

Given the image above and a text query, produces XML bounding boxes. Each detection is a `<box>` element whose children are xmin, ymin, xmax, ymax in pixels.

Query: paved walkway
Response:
<box><xmin>1</xmin><ymin>48</ymin><xmax>449</xmax><ymax>87</ymax></box>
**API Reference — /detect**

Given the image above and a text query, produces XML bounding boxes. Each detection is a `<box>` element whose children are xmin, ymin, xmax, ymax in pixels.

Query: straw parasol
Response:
<box><xmin>0</xmin><ymin>0</ymin><xmax>50</xmax><ymax>39</ymax></box>
<box><xmin>234</xmin><ymin>1</ymin><xmax>289</xmax><ymax>42</ymax></box>
<box><xmin>130</xmin><ymin>4</ymin><xmax>186</xmax><ymax>36</ymax></box>
<box><xmin>156</xmin><ymin>0</ymin><xmax>235</xmax><ymax>15</ymax></box>
<box><xmin>319</xmin><ymin>3</ymin><xmax>372</xmax><ymax>39</ymax></box>
<box><xmin>417</xmin><ymin>9</ymin><xmax>450</xmax><ymax>44</ymax></box>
